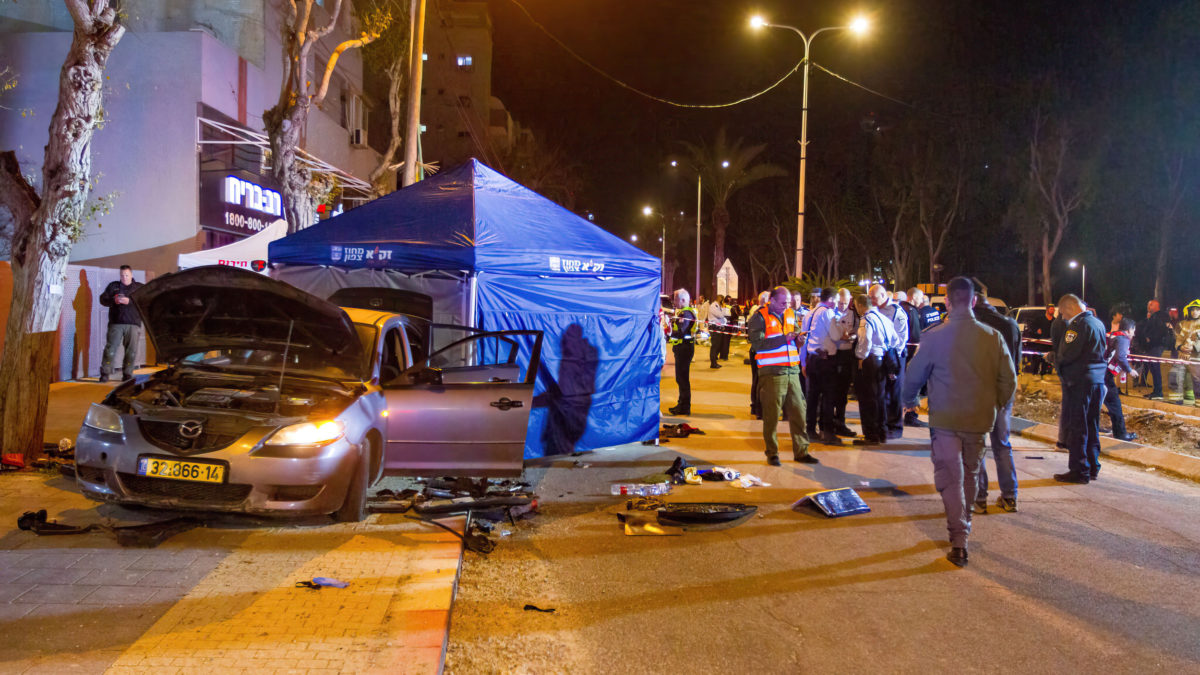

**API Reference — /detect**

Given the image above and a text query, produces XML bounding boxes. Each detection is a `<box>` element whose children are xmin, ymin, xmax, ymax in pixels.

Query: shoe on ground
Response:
<box><xmin>817</xmin><ymin>432</ymin><xmax>843</xmax><ymax>446</ymax></box>
<box><xmin>1099</xmin><ymin>427</ymin><xmax>1112</xmax><ymax>434</ymax></box>
<box><xmin>971</xmin><ymin>501</ymin><xmax>988</xmax><ymax>515</ymax></box>
<box><xmin>710</xmin><ymin>363</ymin><xmax>722</xmax><ymax>369</ymax></box>
<box><xmin>947</xmin><ymin>547</ymin><xmax>969</xmax><ymax>568</ymax></box>
<box><xmin>668</xmin><ymin>407</ymin><xmax>690</xmax><ymax>416</ymax></box>
<box><xmin>98</xmin><ymin>374</ymin><xmax>110</xmax><ymax>383</ymax></box>
<box><xmin>1089</xmin><ymin>471</ymin><xmax>1099</xmax><ymax>481</ymax></box>
<box><xmin>1116</xmin><ymin>432</ymin><xmax>1138</xmax><ymax>441</ymax></box>
<box><xmin>997</xmin><ymin>496</ymin><xmax>1018</xmax><ymax>513</ymax></box>
<box><xmin>794</xmin><ymin>454</ymin><xmax>820</xmax><ymax>464</ymax></box>
<box><xmin>905</xmin><ymin>418</ymin><xmax>928</xmax><ymax>428</ymax></box>
<box><xmin>833</xmin><ymin>425</ymin><xmax>857</xmax><ymax>437</ymax></box>
<box><xmin>766</xmin><ymin>456</ymin><xmax>782</xmax><ymax>466</ymax></box>
<box><xmin>886</xmin><ymin>430</ymin><xmax>904</xmax><ymax>440</ymax></box>
<box><xmin>1146</xmin><ymin>394</ymin><xmax>1163</xmax><ymax>400</ymax></box>
<box><xmin>853</xmin><ymin>437</ymin><xmax>885</xmax><ymax>446</ymax></box>
<box><xmin>1053</xmin><ymin>471</ymin><xmax>1090</xmax><ymax>484</ymax></box>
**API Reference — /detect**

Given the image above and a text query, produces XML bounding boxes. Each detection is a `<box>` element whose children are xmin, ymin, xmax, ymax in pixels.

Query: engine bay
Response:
<box><xmin>108</xmin><ymin>368</ymin><xmax>353</xmax><ymax>420</ymax></box>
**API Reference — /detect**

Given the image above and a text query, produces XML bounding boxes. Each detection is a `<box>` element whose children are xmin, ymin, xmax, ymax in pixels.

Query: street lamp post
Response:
<box><xmin>750</xmin><ymin>14</ymin><xmax>870</xmax><ymax>280</ymax></box>
<box><xmin>1069</xmin><ymin>260</ymin><xmax>1086</xmax><ymax>302</ymax></box>
<box><xmin>642</xmin><ymin>206</ymin><xmax>668</xmax><ymax>293</ymax></box>
<box><xmin>669</xmin><ymin>160</ymin><xmax>724</xmax><ymax>300</ymax></box>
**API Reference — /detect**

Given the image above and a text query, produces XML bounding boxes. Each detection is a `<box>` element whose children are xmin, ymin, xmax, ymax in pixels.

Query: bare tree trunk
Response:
<box><xmin>711</xmin><ymin>205</ymin><xmax>729</xmax><ymax>297</ymax></box>
<box><xmin>1027</xmin><ymin>246</ymin><xmax>1036</xmax><ymax>305</ymax></box>
<box><xmin>368</xmin><ymin>51</ymin><xmax>408</xmax><ymax>197</ymax></box>
<box><xmin>0</xmin><ymin>1</ymin><xmax>124</xmax><ymax>461</ymax></box>
<box><xmin>264</xmin><ymin>104</ymin><xmax>316</xmax><ymax>234</ymax></box>
<box><xmin>1152</xmin><ymin>156</ymin><xmax>1186</xmax><ymax>301</ymax></box>
<box><xmin>1040</xmin><ymin>231</ymin><xmax>1053</xmax><ymax>305</ymax></box>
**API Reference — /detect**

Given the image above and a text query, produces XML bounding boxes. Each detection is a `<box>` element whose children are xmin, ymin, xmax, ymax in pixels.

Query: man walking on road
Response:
<box><xmin>99</xmin><ymin>264</ymin><xmax>143</xmax><ymax>383</ymax></box>
<box><xmin>748</xmin><ymin>286</ymin><xmax>816</xmax><ymax>466</ymax></box>
<box><xmin>970</xmin><ymin>289</ymin><xmax>1023</xmax><ymax>514</ymax></box>
<box><xmin>903</xmin><ymin>277</ymin><xmax>1016</xmax><ymax>567</ymax></box>
<box><xmin>668</xmin><ymin>289</ymin><xmax>697</xmax><ymax>416</ymax></box>
<box><xmin>1049</xmin><ymin>294</ymin><xmax>1108</xmax><ymax>484</ymax></box>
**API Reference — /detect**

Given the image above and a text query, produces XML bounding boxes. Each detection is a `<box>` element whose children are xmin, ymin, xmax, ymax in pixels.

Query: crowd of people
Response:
<box><xmin>663</xmin><ymin>277</ymin><xmax>1178</xmax><ymax>568</ymax></box>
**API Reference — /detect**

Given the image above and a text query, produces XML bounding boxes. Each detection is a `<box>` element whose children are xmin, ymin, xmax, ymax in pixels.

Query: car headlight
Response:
<box><xmin>83</xmin><ymin>403</ymin><xmax>123</xmax><ymax>434</ymax></box>
<box><xmin>265</xmin><ymin>420</ymin><xmax>345</xmax><ymax>447</ymax></box>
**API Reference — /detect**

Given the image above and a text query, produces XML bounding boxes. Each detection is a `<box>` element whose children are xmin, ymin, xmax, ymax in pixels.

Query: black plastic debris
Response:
<box><xmin>661</xmin><ymin>423</ymin><xmax>705</xmax><ymax>439</ymax></box>
<box><xmin>655</xmin><ymin>502</ymin><xmax>757</xmax><ymax>525</ymax></box>
<box><xmin>17</xmin><ymin>510</ymin><xmax>201</xmax><ymax>547</ymax></box>
<box><xmin>405</xmin><ymin>515</ymin><xmax>496</xmax><ymax>555</ymax></box>
<box><xmin>523</xmin><ymin>604</ymin><xmax>556</xmax><ymax>613</ymax></box>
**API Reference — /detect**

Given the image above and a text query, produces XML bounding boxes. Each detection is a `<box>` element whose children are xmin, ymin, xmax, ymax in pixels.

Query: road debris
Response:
<box><xmin>793</xmin><ymin>488</ymin><xmax>871</xmax><ymax>518</ymax></box>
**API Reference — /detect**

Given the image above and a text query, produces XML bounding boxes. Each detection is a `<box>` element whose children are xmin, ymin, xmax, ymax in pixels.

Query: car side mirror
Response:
<box><xmin>414</xmin><ymin>367</ymin><xmax>442</xmax><ymax>386</ymax></box>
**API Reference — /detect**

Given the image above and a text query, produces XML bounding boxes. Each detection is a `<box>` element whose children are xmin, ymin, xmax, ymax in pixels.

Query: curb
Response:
<box><xmin>1010</xmin><ymin>416</ymin><xmax>1200</xmax><ymax>482</ymax></box>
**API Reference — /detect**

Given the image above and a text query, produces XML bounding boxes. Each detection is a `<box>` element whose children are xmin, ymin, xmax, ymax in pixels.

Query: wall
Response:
<box><xmin>0</xmin><ymin>31</ymin><xmax>204</xmax><ymax>269</ymax></box>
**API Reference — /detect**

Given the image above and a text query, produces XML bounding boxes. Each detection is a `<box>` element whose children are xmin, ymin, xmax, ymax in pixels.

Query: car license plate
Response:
<box><xmin>137</xmin><ymin>457</ymin><xmax>226</xmax><ymax>483</ymax></box>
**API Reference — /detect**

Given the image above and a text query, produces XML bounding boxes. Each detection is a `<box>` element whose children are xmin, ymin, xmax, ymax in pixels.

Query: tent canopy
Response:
<box><xmin>269</xmin><ymin>159</ymin><xmax>658</xmax><ymax>278</ymax></box>
<box><xmin>179</xmin><ymin>219</ymin><xmax>286</xmax><ymax>273</ymax></box>
<box><xmin>268</xmin><ymin>159</ymin><xmax>663</xmax><ymax>459</ymax></box>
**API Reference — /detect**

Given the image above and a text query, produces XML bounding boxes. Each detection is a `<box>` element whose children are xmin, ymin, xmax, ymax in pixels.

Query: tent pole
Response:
<box><xmin>467</xmin><ymin>273</ymin><xmax>478</xmax><ymax>328</ymax></box>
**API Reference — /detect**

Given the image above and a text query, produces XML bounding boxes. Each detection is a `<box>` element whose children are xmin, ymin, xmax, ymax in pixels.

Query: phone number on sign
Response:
<box><xmin>224</xmin><ymin>212</ymin><xmax>270</xmax><ymax>232</ymax></box>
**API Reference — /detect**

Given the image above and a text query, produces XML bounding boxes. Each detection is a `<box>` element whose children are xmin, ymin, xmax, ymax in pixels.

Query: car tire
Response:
<box><xmin>333</xmin><ymin>447</ymin><xmax>369</xmax><ymax>523</ymax></box>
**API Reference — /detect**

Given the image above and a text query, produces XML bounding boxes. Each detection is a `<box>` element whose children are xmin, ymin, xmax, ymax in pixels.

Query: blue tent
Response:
<box><xmin>269</xmin><ymin>159</ymin><xmax>664</xmax><ymax>458</ymax></box>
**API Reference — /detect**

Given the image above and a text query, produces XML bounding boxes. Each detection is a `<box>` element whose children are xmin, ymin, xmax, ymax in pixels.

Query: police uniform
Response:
<box><xmin>748</xmin><ymin>307</ymin><xmax>813</xmax><ymax>462</ymax></box>
<box><xmin>879</xmin><ymin>301</ymin><xmax>911</xmax><ymax>436</ymax></box>
<box><xmin>855</xmin><ymin>305</ymin><xmax>900</xmax><ymax>443</ymax></box>
<box><xmin>669</xmin><ymin>306</ymin><xmax>697</xmax><ymax>415</ymax></box>
<box><xmin>803</xmin><ymin>301</ymin><xmax>840</xmax><ymax>441</ymax></box>
<box><xmin>1055</xmin><ymin>311</ymin><xmax>1108</xmax><ymax>481</ymax></box>
<box><xmin>831</xmin><ymin>305</ymin><xmax>859</xmax><ymax>434</ymax></box>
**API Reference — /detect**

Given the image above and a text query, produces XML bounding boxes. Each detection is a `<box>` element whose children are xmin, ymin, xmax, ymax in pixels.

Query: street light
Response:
<box><xmin>668</xmin><ymin>159</ymin><xmax>728</xmax><ymax>300</ymax></box>
<box><xmin>1069</xmin><ymin>259</ymin><xmax>1086</xmax><ymax>302</ymax></box>
<box><xmin>750</xmin><ymin>12</ymin><xmax>871</xmax><ymax>279</ymax></box>
<box><xmin>641</xmin><ymin>206</ymin><xmax>667</xmax><ymax>293</ymax></box>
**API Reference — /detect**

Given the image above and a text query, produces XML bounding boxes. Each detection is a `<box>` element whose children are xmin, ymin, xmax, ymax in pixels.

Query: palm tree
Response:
<box><xmin>680</xmin><ymin>128</ymin><xmax>787</xmax><ymax>294</ymax></box>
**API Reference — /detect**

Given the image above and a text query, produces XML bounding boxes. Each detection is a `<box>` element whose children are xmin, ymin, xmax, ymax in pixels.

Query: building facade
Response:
<box><xmin>0</xmin><ymin>0</ymin><xmax>383</xmax><ymax>275</ymax></box>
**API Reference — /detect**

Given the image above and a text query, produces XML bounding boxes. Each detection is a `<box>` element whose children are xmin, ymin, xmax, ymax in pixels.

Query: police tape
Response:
<box><xmin>1019</xmin><ymin>338</ymin><xmax>1198</xmax><ymax>367</ymax></box>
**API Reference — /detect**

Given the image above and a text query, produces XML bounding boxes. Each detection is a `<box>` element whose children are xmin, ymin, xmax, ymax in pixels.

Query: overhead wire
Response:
<box><xmin>503</xmin><ymin>0</ymin><xmax>925</xmax><ymax>113</ymax></box>
<box><xmin>503</xmin><ymin>0</ymin><xmax>804</xmax><ymax>109</ymax></box>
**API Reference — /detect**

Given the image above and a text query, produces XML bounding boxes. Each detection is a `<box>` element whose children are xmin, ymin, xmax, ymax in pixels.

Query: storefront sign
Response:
<box><xmin>200</xmin><ymin>171</ymin><xmax>284</xmax><ymax>237</ymax></box>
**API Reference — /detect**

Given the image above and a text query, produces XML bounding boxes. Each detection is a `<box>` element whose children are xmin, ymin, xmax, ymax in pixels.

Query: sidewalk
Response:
<box><xmin>2</xmin><ymin>378</ymin><xmax>467</xmax><ymax>675</ymax></box>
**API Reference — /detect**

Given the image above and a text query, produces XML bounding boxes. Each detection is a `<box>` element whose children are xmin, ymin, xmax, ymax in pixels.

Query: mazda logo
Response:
<box><xmin>178</xmin><ymin>420</ymin><xmax>205</xmax><ymax>439</ymax></box>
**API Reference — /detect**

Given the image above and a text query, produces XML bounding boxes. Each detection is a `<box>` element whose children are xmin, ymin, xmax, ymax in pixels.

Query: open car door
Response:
<box><xmin>381</xmin><ymin>328</ymin><xmax>543</xmax><ymax>477</ymax></box>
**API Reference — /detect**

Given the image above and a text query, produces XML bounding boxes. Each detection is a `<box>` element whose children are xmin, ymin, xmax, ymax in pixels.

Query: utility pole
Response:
<box><xmin>401</xmin><ymin>0</ymin><xmax>427</xmax><ymax>187</ymax></box>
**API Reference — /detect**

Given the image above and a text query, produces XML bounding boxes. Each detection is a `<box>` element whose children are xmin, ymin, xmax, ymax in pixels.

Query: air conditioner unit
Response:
<box><xmin>351</xmin><ymin>127</ymin><xmax>367</xmax><ymax>148</ymax></box>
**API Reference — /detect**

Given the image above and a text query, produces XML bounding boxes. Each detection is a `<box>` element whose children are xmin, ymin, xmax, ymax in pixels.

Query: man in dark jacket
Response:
<box><xmin>971</xmin><ymin>291</ymin><xmax>1023</xmax><ymax>513</ymax></box>
<box><xmin>1103</xmin><ymin>317</ymin><xmax>1139</xmax><ymax>441</ymax></box>
<box><xmin>1136</xmin><ymin>300</ymin><xmax>1172</xmax><ymax>400</ymax></box>
<box><xmin>899</xmin><ymin>290</ymin><xmax>926</xmax><ymax>427</ymax></box>
<box><xmin>1049</xmin><ymin>294</ymin><xmax>1108</xmax><ymax>483</ymax></box>
<box><xmin>98</xmin><ymin>265</ymin><xmax>143</xmax><ymax>383</ymax></box>
<box><xmin>1026</xmin><ymin>305</ymin><xmax>1056</xmax><ymax>374</ymax></box>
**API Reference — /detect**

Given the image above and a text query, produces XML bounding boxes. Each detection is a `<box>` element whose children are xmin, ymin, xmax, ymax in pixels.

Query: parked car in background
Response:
<box><xmin>75</xmin><ymin>266</ymin><xmax>542</xmax><ymax>522</ymax></box>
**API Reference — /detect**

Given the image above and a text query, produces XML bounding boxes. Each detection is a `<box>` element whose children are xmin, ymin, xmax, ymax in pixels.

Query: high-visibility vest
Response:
<box><xmin>670</xmin><ymin>306</ymin><xmax>697</xmax><ymax>344</ymax></box>
<box><xmin>755</xmin><ymin>307</ymin><xmax>801</xmax><ymax>367</ymax></box>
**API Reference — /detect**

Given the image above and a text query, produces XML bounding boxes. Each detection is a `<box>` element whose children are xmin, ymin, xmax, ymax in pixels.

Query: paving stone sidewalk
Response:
<box><xmin>0</xmin><ymin>471</ymin><xmax>463</xmax><ymax>675</ymax></box>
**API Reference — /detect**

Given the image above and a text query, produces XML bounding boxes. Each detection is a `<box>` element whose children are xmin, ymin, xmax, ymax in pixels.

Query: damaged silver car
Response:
<box><xmin>75</xmin><ymin>266</ymin><xmax>542</xmax><ymax>521</ymax></box>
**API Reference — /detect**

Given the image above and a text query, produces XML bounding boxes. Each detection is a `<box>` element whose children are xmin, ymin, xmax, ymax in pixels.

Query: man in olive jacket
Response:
<box><xmin>903</xmin><ymin>277</ymin><xmax>1016</xmax><ymax>568</ymax></box>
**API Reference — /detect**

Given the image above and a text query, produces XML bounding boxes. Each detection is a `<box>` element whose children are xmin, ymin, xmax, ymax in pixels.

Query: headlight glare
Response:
<box><xmin>83</xmin><ymin>403</ymin><xmax>124</xmax><ymax>434</ymax></box>
<box><xmin>265</xmin><ymin>420</ymin><xmax>345</xmax><ymax>447</ymax></box>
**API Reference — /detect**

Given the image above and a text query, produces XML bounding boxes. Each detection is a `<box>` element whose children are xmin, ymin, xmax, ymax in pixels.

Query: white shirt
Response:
<box><xmin>856</xmin><ymin>306</ymin><xmax>900</xmax><ymax>359</ymax></box>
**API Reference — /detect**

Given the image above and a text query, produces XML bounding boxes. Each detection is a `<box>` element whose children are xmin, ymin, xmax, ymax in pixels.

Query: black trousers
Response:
<box><xmin>833</xmin><ymin>349</ymin><xmax>855</xmax><ymax>427</ymax></box>
<box><xmin>749</xmin><ymin>351</ymin><xmax>760</xmax><ymax>416</ymax></box>
<box><xmin>673</xmin><ymin>341</ymin><xmax>694</xmax><ymax>411</ymax></box>
<box><xmin>855</xmin><ymin>356</ymin><xmax>886</xmax><ymax>441</ymax></box>
<box><xmin>884</xmin><ymin>356</ymin><xmax>906</xmax><ymax>432</ymax></box>
<box><xmin>805</xmin><ymin>354</ymin><xmax>837</xmax><ymax>434</ymax></box>
<box><xmin>1062</xmin><ymin>378</ymin><xmax>1103</xmax><ymax>477</ymax></box>
<box><xmin>718</xmin><ymin>332</ymin><xmax>731</xmax><ymax>360</ymax></box>
<box><xmin>1103</xmin><ymin>371</ymin><xmax>1127</xmax><ymax>437</ymax></box>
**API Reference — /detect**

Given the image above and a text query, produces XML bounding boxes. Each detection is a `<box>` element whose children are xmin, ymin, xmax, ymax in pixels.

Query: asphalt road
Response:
<box><xmin>444</xmin><ymin>341</ymin><xmax>1200</xmax><ymax>673</ymax></box>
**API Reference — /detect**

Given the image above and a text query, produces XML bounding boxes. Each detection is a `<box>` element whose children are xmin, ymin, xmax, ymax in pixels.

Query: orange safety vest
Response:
<box><xmin>755</xmin><ymin>307</ymin><xmax>801</xmax><ymax>367</ymax></box>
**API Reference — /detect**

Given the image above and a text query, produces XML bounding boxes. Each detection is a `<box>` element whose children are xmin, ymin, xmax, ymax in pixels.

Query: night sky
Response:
<box><xmin>485</xmin><ymin>0</ymin><xmax>1195</xmax><ymax>310</ymax></box>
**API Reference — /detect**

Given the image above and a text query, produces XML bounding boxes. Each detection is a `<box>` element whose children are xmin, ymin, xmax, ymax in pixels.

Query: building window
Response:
<box><xmin>456</xmin><ymin>55</ymin><xmax>473</xmax><ymax>67</ymax></box>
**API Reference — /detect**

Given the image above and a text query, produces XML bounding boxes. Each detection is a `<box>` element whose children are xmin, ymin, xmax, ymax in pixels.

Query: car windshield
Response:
<box><xmin>180</xmin><ymin>331</ymin><xmax>374</xmax><ymax>381</ymax></box>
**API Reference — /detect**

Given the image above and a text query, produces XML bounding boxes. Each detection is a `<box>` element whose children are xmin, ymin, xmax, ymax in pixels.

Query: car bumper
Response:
<box><xmin>74</xmin><ymin>423</ymin><xmax>359</xmax><ymax>517</ymax></box>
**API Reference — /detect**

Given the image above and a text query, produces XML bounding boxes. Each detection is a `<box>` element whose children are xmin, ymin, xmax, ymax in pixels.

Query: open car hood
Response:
<box><xmin>131</xmin><ymin>266</ymin><xmax>365</xmax><ymax>379</ymax></box>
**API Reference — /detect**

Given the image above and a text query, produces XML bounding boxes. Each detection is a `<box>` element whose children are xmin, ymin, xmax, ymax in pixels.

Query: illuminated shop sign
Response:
<box><xmin>224</xmin><ymin>176</ymin><xmax>282</xmax><ymax>217</ymax></box>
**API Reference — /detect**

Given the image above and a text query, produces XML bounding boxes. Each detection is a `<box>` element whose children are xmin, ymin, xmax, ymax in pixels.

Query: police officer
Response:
<box><xmin>900</xmin><ymin>288</ymin><xmax>925</xmax><ymax>427</ymax></box>
<box><xmin>1049</xmin><ymin>294</ymin><xmax>1108</xmax><ymax>483</ymax></box>
<box><xmin>748</xmin><ymin>286</ymin><xmax>815</xmax><ymax>465</ymax></box>
<box><xmin>870</xmin><ymin>284</ymin><xmax>910</xmax><ymax>438</ymax></box>
<box><xmin>830</xmin><ymin>288</ymin><xmax>859</xmax><ymax>436</ymax></box>
<box><xmin>803</xmin><ymin>288</ymin><xmax>843</xmax><ymax>445</ymax></box>
<box><xmin>668</xmin><ymin>288</ymin><xmax>697</xmax><ymax>416</ymax></box>
<box><xmin>749</xmin><ymin>290</ymin><xmax>770</xmax><ymax>419</ymax></box>
<box><xmin>853</xmin><ymin>293</ymin><xmax>898</xmax><ymax>445</ymax></box>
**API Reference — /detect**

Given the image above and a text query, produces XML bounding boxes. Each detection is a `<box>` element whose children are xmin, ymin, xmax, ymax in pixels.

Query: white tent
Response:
<box><xmin>177</xmin><ymin>219</ymin><xmax>287</xmax><ymax>274</ymax></box>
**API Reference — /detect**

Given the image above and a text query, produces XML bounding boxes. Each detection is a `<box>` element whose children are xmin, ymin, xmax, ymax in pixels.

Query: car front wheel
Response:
<box><xmin>333</xmin><ymin>446</ymin><xmax>369</xmax><ymax>523</ymax></box>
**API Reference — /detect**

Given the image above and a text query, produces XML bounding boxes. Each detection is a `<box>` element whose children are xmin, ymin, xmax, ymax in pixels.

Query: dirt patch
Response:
<box><xmin>1015</xmin><ymin>383</ymin><xmax>1200</xmax><ymax>459</ymax></box>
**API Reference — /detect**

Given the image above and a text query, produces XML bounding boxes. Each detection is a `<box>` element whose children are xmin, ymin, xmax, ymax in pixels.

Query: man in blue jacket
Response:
<box><xmin>1049</xmin><ymin>294</ymin><xmax>1109</xmax><ymax>483</ymax></box>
